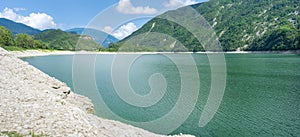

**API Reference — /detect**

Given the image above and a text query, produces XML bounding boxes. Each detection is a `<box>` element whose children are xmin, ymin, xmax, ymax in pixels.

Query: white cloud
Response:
<box><xmin>102</xmin><ymin>26</ymin><xmax>113</xmax><ymax>34</ymax></box>
<box><xmin>0</xmin><ymin>7</ymin><xmax>56</xmax><ymax>30</ymax></box>
<box><xmin>13</xmin><ymin>8</ymin><xmax>26</xmax><ymax>12</ymax></box>
<box><xmin>116</xmin><ymin>0</ymin><xmax>158</xmax><ymax>15</ymax></box>
<box><xmin>110</xmin><ymin>22</ymin><xmax>137</xmax><ymax>39</ymax></box>
<box><xmin>164</xmin><ymin>0</ymin><xmax>198</xmax><ymax>8</ymax></box>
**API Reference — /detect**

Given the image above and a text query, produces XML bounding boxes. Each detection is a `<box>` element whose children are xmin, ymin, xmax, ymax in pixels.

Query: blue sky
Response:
<box><xmin>0</xmin><ymin>0</ymin><xmax>207</xmax><ymax>39</ymax></box>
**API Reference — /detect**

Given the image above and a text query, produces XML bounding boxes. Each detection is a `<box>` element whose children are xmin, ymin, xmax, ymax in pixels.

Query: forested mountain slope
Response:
<box><xmin>0</xmin><ymin>18</ymin><xmax>41</xmax><ymax>35</ymax></box>
<box><xmin>115</xmin><ymin>0</ymin><xmax>299</xmax><ymax>51</ymax></box>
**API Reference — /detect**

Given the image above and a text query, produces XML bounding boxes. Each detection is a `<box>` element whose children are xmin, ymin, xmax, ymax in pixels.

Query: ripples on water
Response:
<box><xmin>23</xmin><ymin>54</ymin><xmax>300</xmax><ymax>137</ymax></box>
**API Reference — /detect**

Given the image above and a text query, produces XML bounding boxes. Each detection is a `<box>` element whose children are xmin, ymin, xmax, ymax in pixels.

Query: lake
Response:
<box><xmin>22</xmin><ymin>53</ymin><xmax>300</xmax><ymax>137</ymax></box>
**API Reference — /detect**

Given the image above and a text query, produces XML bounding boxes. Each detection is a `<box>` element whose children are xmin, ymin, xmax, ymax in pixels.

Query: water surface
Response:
<box><xmin>23</xmin><ymin>53</ymin><xmax>300</xmax><ymax>137</ymax></box>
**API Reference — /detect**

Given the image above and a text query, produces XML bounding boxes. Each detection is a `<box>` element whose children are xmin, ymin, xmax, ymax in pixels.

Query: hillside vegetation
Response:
<box><xmin>111</xmin><ymin>0</ymin><xmax>300</xmax><ymax>52</ymax></box>
<box><xmin>0</xmin><ymin>18</ymin><xmax>41</xmax><ymax>35</ymax></box>
<box><xmin>0</xmin><ymin>26</ymin><xmax>46</xmax><ymax>51</ymax></box>
<box><xmin>35</xmin><ymin>29</ymin><xmax>100</xmax><ymax>51</ymax></box>
<box><xmin>66</xmin><ymin>28</ymin><xmax>119</xmax><ymax>48</ymax></box>
<box><xmin>0</xmin><ymin>26</ymin><xmax>101</xmax><ymax>51</ymax></box>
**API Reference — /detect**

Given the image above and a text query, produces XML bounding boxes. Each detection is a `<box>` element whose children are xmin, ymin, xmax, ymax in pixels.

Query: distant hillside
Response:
<box><xmin>0</xmin><ymin>18</ymin><xmax>41</xmax><ymax>35</ymax></box>
<box><xmin>116</xmin><ymin>0</ymin><xmax>299</xmax><ymax>51</ymax></box>
<box><xmin>34</xmin><ymin>29</ymin><xmax>100</xmax><ymax>51</ymax></box>
<box><xmin>66</xmin><ymin>28</ymin><xmax>119</xmax><ymax>48</ymax></box>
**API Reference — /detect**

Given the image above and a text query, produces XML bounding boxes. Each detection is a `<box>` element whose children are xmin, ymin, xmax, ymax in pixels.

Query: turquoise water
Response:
<box><xmin>23</xmin><ymin>54</ymin><xmax>300</xmax><ymax>137</ymax></box>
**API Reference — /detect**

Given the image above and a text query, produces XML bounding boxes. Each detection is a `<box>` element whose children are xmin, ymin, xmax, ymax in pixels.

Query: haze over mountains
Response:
<box><xmin>0</xmin><ymin>18</ymin><xmax>119</xmax><ymax>50</ymax></box>
<box><xmin>66</xmin><ymin>28</ymin><xmax>119</xmax><ymax>48</ymax></box>
<box><xmin>0</xmin><ymin>18</ymin><xmax>41</xmax><ymax>35</ymax></box>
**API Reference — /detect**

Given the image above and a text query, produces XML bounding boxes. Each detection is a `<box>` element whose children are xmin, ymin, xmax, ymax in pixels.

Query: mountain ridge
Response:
<box><xmin>66</xmin><ymin>28</ymin><xmax>119</xmax><ymax>48</ymax></box>
<box><xmin>113</xmin><ymin>0</ymin><xmax>299</xmax><ymax>52</ymax></box>
<box><xmin>0</xmin><ymin>19</ymin><xmax>102</xmax><ymax>51</ymax></box>
<box><xmin>34</xmin><ymin>29</ymin><xmax>100</xmax><ymax>51</ymax></box>
<box><xmin>0</xmin><ymin>18</ymin><xmax>41</xmax><ymax>35</ymax></box>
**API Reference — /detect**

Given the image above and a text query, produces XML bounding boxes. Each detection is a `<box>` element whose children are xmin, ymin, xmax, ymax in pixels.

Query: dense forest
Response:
<box><xmin>34</xmin><ymin>29</ymin><xmax>100</xmax><ymax>51</ymax></box>
<box><xmin>110</xmin><ymin>0</ymin><xmax>300</xmax><ymax>52</ymax></box>
<box><xmin>0</xmin><ymin>26</ymin><xmax>46</xmax><ymax>50</ymax></box>
<box><xmin>1</xmin><ymin>0</ymin><xmax>299</xmax><ymax>52</ymax></box>
<box><xmin>0</xmin><ymin>26</ymin><xmax>101</xmax><ymax>51</ymax></box>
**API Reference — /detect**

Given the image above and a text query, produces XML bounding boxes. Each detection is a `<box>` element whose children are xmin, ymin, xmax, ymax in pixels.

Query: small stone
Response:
<box><xmin>52</xmin><ymin>85</ymin><xmax>60</xmax><ymax>89</ymax></box>
<box><xmin>63</xmin><ymin>90</ymin><xmax>71</xmax><ymax>95</ymax></box>
<box><xmin>0</xmin><ymin>47</ymin><xmax>193</xmax><ymax>137</ymax></box>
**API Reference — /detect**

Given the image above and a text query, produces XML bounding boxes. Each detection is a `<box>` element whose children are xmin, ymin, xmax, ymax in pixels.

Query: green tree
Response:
<box><xmin>34</xmin><ymin>40</ymin><xmax>48</xmax><ymax>49</ymax></box>
<box><xmin>34</xmin><ymin>29</ymin><xmax>100</xmax><ymax>51</ymax></box>
<box><xmin>119</xmin><ymin>0</ymin><xmax>299</xmax><ymax>51</ymax></box>
<box><xmin>15</xmin><ymin>34</ymin><xmax>35</xmax><ymax>48</ymax></box>
<box><xmin>108</xmin><ymin>43</ymin><xmax>121</xmax><ymax>51</ymax></box>
<box><xmin>0</xmin><ymin>26</ymin><xmax>14</xmax><ymax>46</ymax></box>
<box><xmin>248</xmin><ymin>25</ymin><xmax>299</xmax><ymax>51</ymax></box>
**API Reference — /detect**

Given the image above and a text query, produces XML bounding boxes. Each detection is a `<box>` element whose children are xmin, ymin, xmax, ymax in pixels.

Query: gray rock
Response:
<box><xmin>0</xmin><ymin>47</ymin><xmax>194</xmax><ymax>137</ymax></box>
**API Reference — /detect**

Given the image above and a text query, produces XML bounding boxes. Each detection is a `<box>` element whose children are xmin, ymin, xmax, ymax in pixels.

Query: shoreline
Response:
<box><xmin>10</xmin><ymin>50</ymin><xmax>76</xmax><ymax>58</ymax></box>
<box><xmin>10</xmin><ymin>49</ymin><xmax>300</xmax><ymax>58</ymax></box>
<box><xmin>0</xmin><ymin>47</ymin><xmax>194</xmax><ymax>137</ymax></box>
<box><xmin>3</xmin><ymin>48</ymin><xmax>299</xmax><ymax>136</ymax></box>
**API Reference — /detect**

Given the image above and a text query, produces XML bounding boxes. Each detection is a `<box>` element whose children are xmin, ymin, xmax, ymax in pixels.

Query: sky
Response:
<box><xmin>0</xmin><ymin>0</ymin><xmax>207</xmax><ymax>39</ymax></box>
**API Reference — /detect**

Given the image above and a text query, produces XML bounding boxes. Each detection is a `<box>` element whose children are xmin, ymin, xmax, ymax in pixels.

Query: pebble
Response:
<box><xmin>0</xmin><ymin>47</ymin><xmax>194</xmax><ymax>137</ymax></box>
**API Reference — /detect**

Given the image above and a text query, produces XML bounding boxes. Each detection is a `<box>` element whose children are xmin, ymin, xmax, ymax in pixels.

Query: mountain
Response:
<box><xmin>66</xmin><ymin>28</ymin><xmax>119</xmax><ymax>48</ymax></box>
<box><xmin>0</xmin><ymin>18</ymin><xmax>41</xmax><ymax>35</ymax></box>
<box><xmin>116</xmin><ymin>0</ymin><xmax>299</xmax><ymax>52</ymax></box>
<box><xmin>34</xmin><ymin>29</ymin><xmax>100</xmax><ymax>51</ymax></box>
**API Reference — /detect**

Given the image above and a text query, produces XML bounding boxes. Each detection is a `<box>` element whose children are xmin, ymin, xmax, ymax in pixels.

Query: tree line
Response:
<box><xmin>0</xmin><ymin>26</ymin><xmax>101</xmax><ymax>51</ymax></box>
<box><xmin>0</xmin><ymin>26</ymin><xmax>48</xmax><ymax>50</ymax></box>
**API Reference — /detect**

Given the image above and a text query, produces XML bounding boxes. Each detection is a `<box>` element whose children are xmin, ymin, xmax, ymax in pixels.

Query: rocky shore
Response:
<box><xmin>0</xmin><ymin>47</ymin><xmax>193</xmax><ymax>137</ymax></box>
<box><xmin>10</xmin><ymin>50</ymin><xmax>75</xmax><ymax>58</ymax></box>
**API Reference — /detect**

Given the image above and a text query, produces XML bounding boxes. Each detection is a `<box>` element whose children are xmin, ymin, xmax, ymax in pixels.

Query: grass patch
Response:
<box><xmin>29</xmin><ymin>131</ymin><xmax>48</xmax><ymax>137</ymax></box>
<box><xmin>1</xmin><ymin>46</ymin><xmax>25</xmax><ymax>51</ymax></box>
<box><xmin>40</xmin><ymin>49</ymin><xmax>55</xmax><ymax>52</ymax></box>
<box><xmin>1</xmin><ymin>131</ymin><xmax>23</xmax><ymax>137</ymax></box>
<box><xmin>1</xmin><ymin>131</ymin><xmax>48</xmax><ymax>137</ymax></box>
<box><xmin>0</xmin><ymin>45</ymin><xmax>57</xmax><ymax>52</ymax></box>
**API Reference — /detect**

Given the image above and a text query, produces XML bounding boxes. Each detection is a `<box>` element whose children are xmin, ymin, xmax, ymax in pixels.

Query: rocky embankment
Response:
<box><xmin>0</xmin><ymin>47</ymin><xmax>193</xmax><ymax>137</ymax></box>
